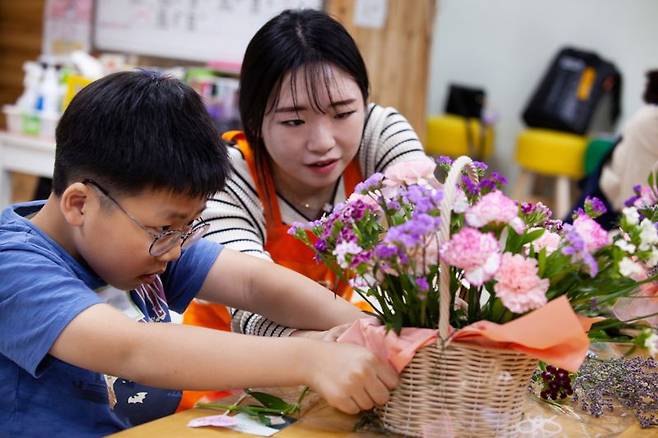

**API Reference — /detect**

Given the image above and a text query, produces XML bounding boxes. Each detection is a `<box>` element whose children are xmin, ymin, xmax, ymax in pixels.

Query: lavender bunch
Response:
<box><xmin>572</xmin><ymin>355</ymin><xmax>658</xmax><ymax>428</ymax></box>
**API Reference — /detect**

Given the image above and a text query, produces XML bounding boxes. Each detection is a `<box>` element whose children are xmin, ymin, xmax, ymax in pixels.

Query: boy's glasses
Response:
<box><xmin>82</xmin><ymin>179</ymin><xmax>209</xmax><ymax>257</ymax></box>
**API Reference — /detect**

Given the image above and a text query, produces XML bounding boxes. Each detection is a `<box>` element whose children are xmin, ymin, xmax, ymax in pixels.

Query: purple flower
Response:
<box><xmin>354</xmin><ymin>173</ymin><xmax>384</xmax><ymax>194</ymax></box>
<box><xmin>348</xmin><ymin>199</ymin><xmax>367</xmax><ymax>220</ymax></box>
<box><xmin>625</xmin><ymin>195</ymin><xmax>641</xmax><ymax>207</ymax></box>
<box><xmin>314</xmin><ymin>239</ymin><xmax>328</xmax><ymax>252</ymax></box>
<box><xmin>562</xmin><ymin>225</ymin><xmax>586</xmax><ymax>255</ymax></box>
<box><xmin>384</xmin><ymin>214</ymin><xmax>440</xmax><ymax>249</ymax></box>
<box><xmin>415</xmin><ymin>277</ymin><xmax>430</xmax><ymax>292</ymax></box>
<box><xmin>350</xmin><ymin>250</ymin><xmax>373</xmax><ymax>268</ymax></box>
<box><xmin>339</xmin><ymin>226</ymin><xmax>358</xmax><ymax>243</ymax></box>
<box><xmin>561</xmin><ymin>224</ymin><xmax>599</xmax><ymax>276</ymax></box>
<box><xmin>436</xmin><ymin>155</ymin><xmax>453</xmax><ymax>166</ymax></box>
<box><xmin>472</xmin><ymin>161</ymin><xmax>488</xmax><ymax>172</ymax></box>
<box><xmin>521</xmin><ymin>202</ymin><xmax>534</xmax><ymax>215</ymax></box>
<box><xmin>374</xmin><ymin>244</ymin><xmax>398</xmax><ymax>259</ymax></box>
<box><xmin>461</xmin><ymin>174</ymin><xmax>480</xmax><ymax>195</ymax></box>
<box><xmin>386</xmin><ymin>199</ymin><xmax>401</xmax><ymax>210</ymax></box>
<box><xmin>584</xmin><ymin>196</ymin><xmax>607</xmax><ymax>218</ymax></box>
<box><xmin>479</xmin><ymin>179</ymin><xmax>497</xmax><ymax>192</ymax></box>
<box><xmin>404</xmin><ymin>184</ymin><xmax>442</xmax><ymax>214</ymax></box>
<box><xmin>544</xmin><ymin>219</ymin><xmax>564</xmax><ymax>232</ymax></box>
<box><xmin>287</xmin><ymin>221</ymin><xmax>306</xmax><ymax>236</ymax></box>
<box><xmin>478</xmin><ymin>171</ymin><xmax>508</xmax><ymax>194</ymax></box>
<box><xmin>491</xmin><ymin>171</ymin><xmax>508</xmax><ymax>186</ymax></box>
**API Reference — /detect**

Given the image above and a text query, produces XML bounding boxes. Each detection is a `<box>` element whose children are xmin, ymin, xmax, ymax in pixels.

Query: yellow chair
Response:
<box><xmin>513</xmin><ymin>129</ymin><xmax>588</xmax><ymax>219</ymax></box>
<box><xmin>426</xmin><ymin>114</ymin><xmax>494</xmax><ymax>159</ymax></box>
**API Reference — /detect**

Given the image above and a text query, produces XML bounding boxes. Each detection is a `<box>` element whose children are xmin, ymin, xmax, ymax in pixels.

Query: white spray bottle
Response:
<box><xmin>39</xmin><ymin>63</ymin><xmax>61</xmax><ymax>117</ymax></box>
<box><xmin>16</xmin><ymin>61</ymin><xmax>43</xmax><ymax>111</ymax></box>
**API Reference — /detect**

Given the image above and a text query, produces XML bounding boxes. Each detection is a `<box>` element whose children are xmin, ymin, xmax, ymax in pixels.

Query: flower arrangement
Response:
<box><xmin>290</xmin><ymin>157</ymin><xmax>658</xmax><ymax>340</ymax></box>
<box><xmin>289</xmin><ymin>157</ymin><xmax>658</xmax><ymax>435</ymax></box>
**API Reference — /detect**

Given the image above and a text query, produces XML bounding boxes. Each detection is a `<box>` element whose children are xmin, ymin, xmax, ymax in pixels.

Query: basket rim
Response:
<box><xmin>419</xmin><ymin>338</ymin><xmax>536</xmax><ymax>357</ymax></box>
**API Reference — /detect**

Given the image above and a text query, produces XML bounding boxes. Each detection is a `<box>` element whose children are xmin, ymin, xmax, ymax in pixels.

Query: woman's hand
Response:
<box><xmin>290</xmin><ymin>322</ymin><xmax>354</xmax><ymax>342</ymax></box>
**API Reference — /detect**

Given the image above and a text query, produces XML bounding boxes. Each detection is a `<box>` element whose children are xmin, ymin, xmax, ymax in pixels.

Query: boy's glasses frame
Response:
<box><xmin>82</xmin><ymin>179</ymin><xmax>209</xmax><ymax>257</ymax></box>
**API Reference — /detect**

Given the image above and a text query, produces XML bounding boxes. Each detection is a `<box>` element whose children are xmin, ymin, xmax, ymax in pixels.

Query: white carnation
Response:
<box><xmin>619</xmin><ymin>257</ymin><xmax>644</xmax><ymax>278</ymax></box>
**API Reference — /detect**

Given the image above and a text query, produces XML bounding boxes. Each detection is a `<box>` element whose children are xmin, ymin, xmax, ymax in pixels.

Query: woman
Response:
<box><xmin>184</xmin><ymin>9</ymin><xmax>429</xmax><ymax>338</ymax></box>
<box><xmin>569</xmin><ymin>69</ymin><xmax>658</xmax><ymax>229</ymax></box>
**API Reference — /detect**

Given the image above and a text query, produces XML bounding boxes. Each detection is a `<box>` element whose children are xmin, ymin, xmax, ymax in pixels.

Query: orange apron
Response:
<box><xmin>179</xmin><ymin>131</ymin><xmax>364</xmax><ymax>410</ymax></box>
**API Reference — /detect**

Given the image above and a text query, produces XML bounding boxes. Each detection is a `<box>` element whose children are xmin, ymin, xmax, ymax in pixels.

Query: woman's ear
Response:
<box><xmin>59</xmin><ymin>182</ymin><xmax>91</xmax><ymax>227</ymax></box>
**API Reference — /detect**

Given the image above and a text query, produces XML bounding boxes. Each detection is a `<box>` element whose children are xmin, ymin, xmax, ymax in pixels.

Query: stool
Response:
<box><xmin>513</xmin><ymin>129</ymin><xmax>587</xmax><ymax>219</ymax></box>
<box><xmin>426</xmin><ymin>114</ymin><xmax>494</xmax><ymax>159</ymax></box>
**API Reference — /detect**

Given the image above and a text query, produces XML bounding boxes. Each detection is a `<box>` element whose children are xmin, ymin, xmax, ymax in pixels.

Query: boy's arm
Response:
<box><xmin>196</xmin><ymin>248</ymin><xmax>364</xmax><ymax>330</ymax></box>
<box><xmin>50</xmin><ymin>303</ymin><xmax>398</xmax><ymax>414</ymax></box>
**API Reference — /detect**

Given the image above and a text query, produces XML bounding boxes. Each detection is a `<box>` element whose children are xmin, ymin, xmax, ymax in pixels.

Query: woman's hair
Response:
<box><xmin>644</xmin><ymin>69</ymin><xmax>658</xmax><ymax>104</ymax></box>
<box><xmin>238</xmin><ymin>9</ymin><xmax>369</xmax><ymax>210</ymax></box>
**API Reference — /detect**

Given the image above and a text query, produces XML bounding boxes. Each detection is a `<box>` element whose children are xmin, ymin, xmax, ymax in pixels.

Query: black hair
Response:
<box><xmin>644</xmin><ymin>69</ymin><xmax>658</xmax><ymax>104</ymax></box>
<box><xmin>238</xmin><ymin>9</ymin><xmax>369</xmax><ymax>216</ymax></box>
<box><xmin>53</xmin><ymin>70</ymin><xmax>229</xmax><ymax>198</ymax></box>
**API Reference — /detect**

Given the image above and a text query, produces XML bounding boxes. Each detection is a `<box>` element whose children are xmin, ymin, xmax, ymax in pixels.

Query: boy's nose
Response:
<box><xmin>156</xmin><ymin>242</ymin><xmax>182</xmax><ymax>263</ymax></box>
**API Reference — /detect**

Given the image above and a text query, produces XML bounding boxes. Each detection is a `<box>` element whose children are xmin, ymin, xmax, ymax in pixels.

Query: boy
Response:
<box><xmin>0</xmin><ymin>71</ymin><xmax>397</xmax><ymax>436</ymax></box>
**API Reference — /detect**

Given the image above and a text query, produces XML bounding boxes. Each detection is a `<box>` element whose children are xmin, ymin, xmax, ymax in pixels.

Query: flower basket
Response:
<box><xmin>292</xmin><ymin>154</ymin><xmax>658</xmax><ymax>436</ymax></box>
<box><xmin>378</xmin><ymin>343</ymin><xmax>536</xmax><ymax>437</ymax></box>
<box><xmin>374</xmin><ymin>156</ymin><xmax>536</xmax><ymax>437</ymax></box>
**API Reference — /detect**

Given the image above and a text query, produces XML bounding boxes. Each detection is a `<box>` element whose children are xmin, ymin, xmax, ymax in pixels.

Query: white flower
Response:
<box><xmin>619</xmin><ymin>257</ymin><xmax>644</xmax><ymax>278</ymax></box>
<box><xmin>348</xmin><ymin>276</ymin><xmax>369</xmax><ymax>288</ymax></box>
<box><xmin>509</xmin><ymin>217</ymin><xmax>526</xmax><ymax>235</ymax></box>
<box><xmin>647</xmin><ymin>248</ymin><xmax>658</xmax><ymax>268</ymax></box>
<box><xmin>452</xmin><ymin>189</ymin><xmax>469</xmax><ymax>214</ymax></box>
<box><xmin>638</xmin><ymin>218</ymin><xmax>658</xmax><ymax>251</ymax></box>
<box><xmin>615</xmin><ymin>239</ymin><xmax>636</xmax><ymax>254</ymax></box>
<box><xmin>622</xmin><ymin>207</ymin><xmax>640</xmax><ymax>225</ymax></box>
<box><xmin>529</xmin><ymin>228</ymin><xmax>561</xmax><ymax>255</ymax></box>
<box><xmin>645</xmin><ymin>333</ymin><xmax>658</xmax><ymax>358</ymax></box>
<box><xmin>333</xmin><ymin>241</ymin><xmax>363</xmax><ymax>269</ymax></box>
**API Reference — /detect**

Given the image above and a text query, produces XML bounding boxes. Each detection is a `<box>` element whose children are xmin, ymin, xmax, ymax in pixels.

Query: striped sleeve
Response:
<box><xmin>202</xmin><ymin>146</ymin><xmax>295</xmax><ymax>337</ymax></box>
<box><xmin>203</xmin><ymin>146</ymin><xmax>268</xmax><ymax>256</ymax></box>
<box><xmin>358</xmin><ymin>103</ymin><xmax>428</xmax><ymax>177</ymax></box>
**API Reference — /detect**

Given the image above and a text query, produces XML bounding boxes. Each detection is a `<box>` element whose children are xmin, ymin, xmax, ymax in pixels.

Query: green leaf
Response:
<box><xmin>246</xmin><ymin>390</ymin><xmax>293</xmax><ymax>412</ymax></box>
<box><xmin>522</xmin><ymin>228</ymin><xmax>545</xmax><ymax>246</ymax></box>
<box><xmin>537</xmin><ymin>247</ymin><xmax>547</xmax><ymax>277</ymax></box>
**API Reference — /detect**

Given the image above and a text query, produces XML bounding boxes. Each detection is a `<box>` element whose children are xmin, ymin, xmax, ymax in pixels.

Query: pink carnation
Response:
<box><xmin>573</xmin><ymin>214</ymin><xmax>610</xmax><ymax>253</ymax></box>
<box><xmin>465</xmin><ymin>190</ymin><xmax>525</xmax><ymax>234</ymax></box>
<box><xmin>384</xmin><ymin>158</ymin><xmax>437</xmax><ymax>187</ymax></box>
<box><xmin>494</xmin><ymin>253</ymin><xmax>549</xmax><ymax>313</ymax></box>
<box><xmin>440</xmin><ymin>227</ymin><xmax>501</xmax><ymax>286</ymax></box>
<box><xmin>530</xmin><ymin>228</ymin><xmax>561</xmax><ymax>254</ymax></box>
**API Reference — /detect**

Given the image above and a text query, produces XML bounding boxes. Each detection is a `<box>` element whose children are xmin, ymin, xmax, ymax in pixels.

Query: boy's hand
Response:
<box><xmin>305</xmin><ymin>342</ymin><xmax>399</xmax><ymax>415</ymax></box>
<box><xmin>290</xmin><ymin>322</ymin><xmax>353</xmax><ymax>342</ymax></box>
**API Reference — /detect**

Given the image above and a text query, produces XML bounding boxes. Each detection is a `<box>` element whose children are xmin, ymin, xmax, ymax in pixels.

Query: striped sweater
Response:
<box><xmin>199</xmin><ymin>103</ymin><xmax>427</xmax><ymax>336</ymax></box>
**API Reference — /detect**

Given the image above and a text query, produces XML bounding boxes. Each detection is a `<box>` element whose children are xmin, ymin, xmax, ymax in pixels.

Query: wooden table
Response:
<box><xmin>110</xmin><ymin>392</ymin><xmax>657</xmax><ymax>437</ymax></box>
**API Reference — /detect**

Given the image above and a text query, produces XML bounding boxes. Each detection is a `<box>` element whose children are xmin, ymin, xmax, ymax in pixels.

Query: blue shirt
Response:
<box><xmin>0</xmin><ymin>201</ymin><xmax>222</xmax><ymax>437</ymax></box>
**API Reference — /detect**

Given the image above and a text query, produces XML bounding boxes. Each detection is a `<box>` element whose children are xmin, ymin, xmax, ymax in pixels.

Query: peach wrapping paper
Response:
<box><xmin>337</xmin><ymin>296</ymin><xmax>596</xmax><ymax>373</ymax></box>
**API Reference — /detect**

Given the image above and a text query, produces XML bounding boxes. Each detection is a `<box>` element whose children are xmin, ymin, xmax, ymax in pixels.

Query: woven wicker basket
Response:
<box><xmin>376</xmin><ymin>156</ymin><xmax>537</xmax><ymax>437</ymax></box>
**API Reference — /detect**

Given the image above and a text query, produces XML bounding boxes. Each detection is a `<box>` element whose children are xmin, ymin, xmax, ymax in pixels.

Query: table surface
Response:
<box><xmin>110</xmin><ymin>391</ymin><xmax>658</xmax><ymax>437</ymax></box>
<box><xmin>0</xmin><ymin>131</ymin><xmax>56</xmax><ymax>208</ymax></box>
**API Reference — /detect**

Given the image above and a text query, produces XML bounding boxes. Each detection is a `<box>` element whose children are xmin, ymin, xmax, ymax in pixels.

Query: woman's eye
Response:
<box><xmin>335</xmin><ymin>110</ymin><xmax>356</xmax><ymax>119</ymax></box>
<box><xmin>281</xmin><ymin>119</ymin><xmax>304</xmax><ymax>127</ymax></box>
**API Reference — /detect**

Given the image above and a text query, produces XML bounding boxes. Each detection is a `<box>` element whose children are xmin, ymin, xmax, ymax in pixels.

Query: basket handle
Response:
<box><xmin>437</xmin><ymin>155</ymin><xmax>479</xmax><ymax>340</ymax></box>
